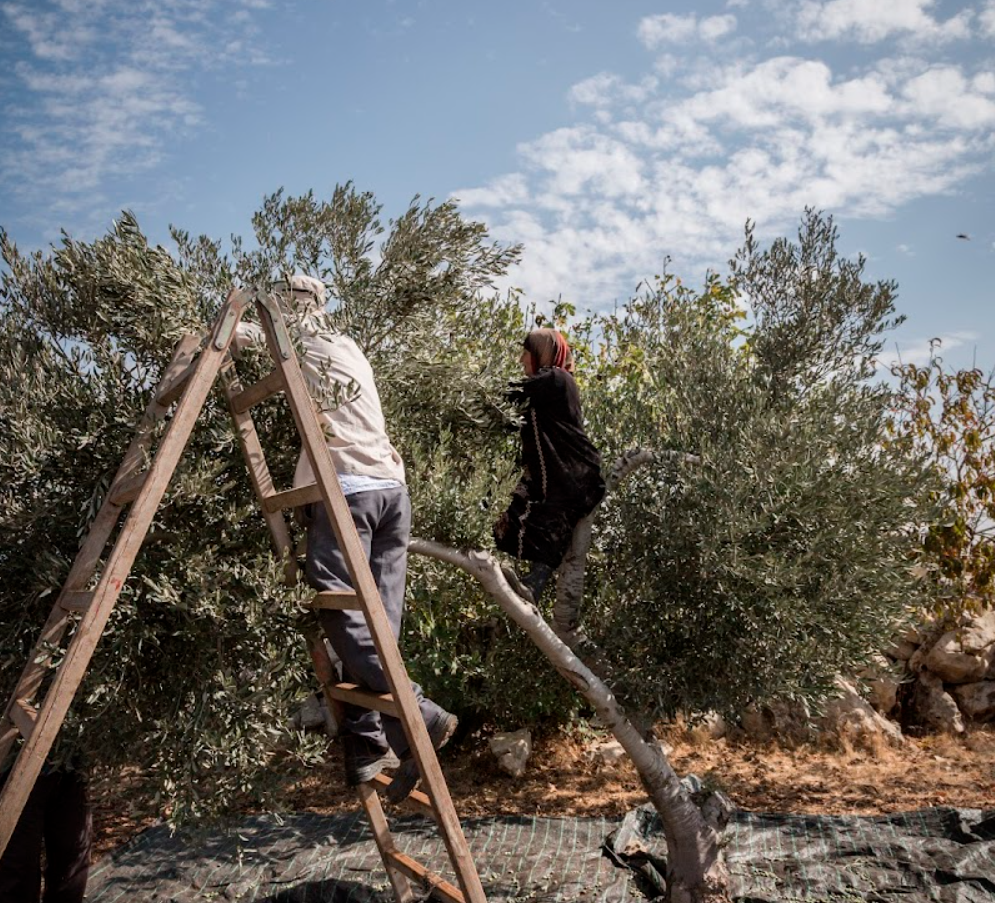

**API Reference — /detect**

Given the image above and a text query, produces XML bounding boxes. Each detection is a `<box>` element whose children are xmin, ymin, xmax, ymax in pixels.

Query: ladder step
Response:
<box><xmin>311</xmin><ymin>591</ymin><xmax>361</xmax><ymax>611</ymax></box>
<box><xmin>59</xmin><ymin>591</ymin><xmax>94</xmax><ymax>614</ymax></box>
<box><xmin>229</xmin><ymin>370</ymin><xmax>284</xmax><ymax>414</ymax></box>
<box><xmin>385</xmin><ymin>849</ymin><xmax>465</xmax><ymax>903</ymax></box>
<box><xmin>370</xmin><ymin>773</ymin><xmax>435</xmax><ymax>819</ymax></box>
<box><xmin>261</xmin><ymin>483</ymin><xmax>322</xmax><ymax>513</ymax></box>
<box><xmin>327</xmin><ymin>682</ymin><xmax>399</xmax><ymax>717</ymax></box>
<box><xmin>9</xmin><ymin>699</ymin><xmax>38</xmax><ymax>739</ymax></box>
<box><xmin>155</xmin><ymin>358</ymin><xmax>198</xmax><ymax>406</ymax></box>
<box><xmin>108</xmin><ymin>472</ymin><xmax>147</xmax><ymax>507</ymax></box>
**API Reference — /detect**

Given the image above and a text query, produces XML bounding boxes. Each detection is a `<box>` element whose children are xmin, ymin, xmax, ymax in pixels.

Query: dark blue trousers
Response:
<box><xmin>305</xmin><ymin>488</ymin><xmax>447</xmax><ymax>758</ymax></box>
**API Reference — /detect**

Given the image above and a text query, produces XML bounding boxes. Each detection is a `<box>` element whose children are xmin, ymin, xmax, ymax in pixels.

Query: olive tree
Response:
<box><xmin>2</xmin><ymin>197</ymin><xmax>934</xmax><ymax>901</ymax></box>
<box><xmin>0</xmin><ymin>185</ymin><xmax>521</xmax><ymax>825</ymax></box>
<box><xmin>405</xmin><ymin>211</ymin><xmax>936</xmax><ymax>901</ymax></box>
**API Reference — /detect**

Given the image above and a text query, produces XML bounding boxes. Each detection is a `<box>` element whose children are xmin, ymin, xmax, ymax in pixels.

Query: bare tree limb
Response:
<box><xmin>408</xmin><ymin>537</ymin><xmax>728</xmax><ymax>902</ymax></box>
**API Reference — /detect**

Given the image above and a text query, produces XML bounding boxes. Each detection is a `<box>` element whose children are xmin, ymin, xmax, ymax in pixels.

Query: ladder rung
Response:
<box><xmin>229</xmin><ymin>370</ymin><xmax>284</xmax><ymax>414</ymax></box>
<box><xmin>385</xmin><ymin>849</ymin><xmax>465</xmax><ymax>903</ymax></box>
<box><xmin>261</xmin><ymin>483</ymin><xmax>322</xmax><ymax>513</ymax></box>
<box><xmin>327</xmin><ymin>682</ymin><xmax>399</xmax><ymax>717</ymax></box>
<box><xmin>59</xmin><ymin>591</ymin><xmax>94</xmax><ymax>614</ymax></box>
<box><xmin>311</xmin><ymin>591</ymin><xmax>361</xmax><ymax>611</ymax></box>
<box><xmin>9</xmin><ymin>699</ymin><xmax>38</xmax><ymax>739</ymax></box>
<box><xmin>108</xmin><ymin>472</ymin><xmax>147</xmax><ymax>507</ymax></box>
<box><xmin>155</xmin><ymin>359</ymin><xmax>198</xmax><ymax>406</ymax></box>
<box><xmin>370</xmin><ymin>773</ymin><xmax>435</xmax><ymax>819</ymax></box>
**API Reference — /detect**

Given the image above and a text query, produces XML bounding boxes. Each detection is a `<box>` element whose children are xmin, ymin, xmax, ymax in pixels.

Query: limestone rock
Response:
<box><xmin>907</xmin><ymin>642</ymin><xmax>930</xmax><ymax>675</ymax></box>
<box><xmin>591</xmin><ymin>739</ymin><xmax>627</xmax><ymax>766</ymax></box>
<box><xmin>740</xmin><ymin>705</ymin><xmax>770</xmax><ymax>740</ymax></box>
<box><xmin>654</xmin><ymin>738</ymin><xmax>675</xmax><ymax>758</ymax></box>
<box><xmin>820</xmin><ymin>677</ymin><xmax>905</xmax><ymax>747</ymax></box>
<box><xmin>925</xmin><ymin>612</ymin><xmax>995</xmax><ymax>683</ymax></box>
<box><xmin>289</xmin><ymin>692</ymin><xmax>338</xmax><ymax>736</ymax></box>
<box><xmin>697</xmin><ymin>711</ymin><xmax>728</xmax><ymax>740</ymax></box>
<box><xmin>866</xmin><ymin>675</ymin><xmax>900</xmax><ymax>715</ymax></box>
<box><xmin>886</xmin><ymin>639</ymin><xmax>918</xmax><ymax>662</ymax></box>
<box><xmin>901</xmin><ymin>623</ymin><xmax>927</xmax><ymax>645</ymax></box>
<box><xmin>700</xmin><ymin>789</ymin><xmax>735</xmax><ymax>833</ymax></box>
<box><xmin>856</xmin><ymin>657</ymin><xmax>900</xmax><ymax>715</ymax></box>
<box><xmin>741</xmin><ymin>699</ymin><xmax>812</xmax><ymax>742</ymax></box>
<box><xmin>489</xmin><ymin>729</ymin><xmax>532</xmax><ymax>778</ymax></box>
<box><xmin>951</xmin><ymin>681</ymin><xmax>995</xmax><ymax>722</ymax></box>
<box><xmin>914</xmin><ymin>671</ymin><xmax>965</xmax><ymax>734</ymax></box>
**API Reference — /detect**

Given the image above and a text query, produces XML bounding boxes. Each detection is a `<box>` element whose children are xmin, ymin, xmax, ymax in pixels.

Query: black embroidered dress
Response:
<box><xmin>493</xmin><ymin>367</ymin><xmax>605</xmax><ymax>568</ymax></box>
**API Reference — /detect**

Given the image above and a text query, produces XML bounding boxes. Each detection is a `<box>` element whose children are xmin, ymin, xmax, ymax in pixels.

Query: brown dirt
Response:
<box><xmin>91</xmin><ymin>724</ymin><xmax>995</xmax><ymax>860</ymax></box>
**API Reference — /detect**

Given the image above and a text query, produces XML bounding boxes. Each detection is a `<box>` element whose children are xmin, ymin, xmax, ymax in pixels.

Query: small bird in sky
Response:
<box><xmin>956</xmin><ymin>233</ymin><xmax>971</xmax><ymax>240</ymax></box>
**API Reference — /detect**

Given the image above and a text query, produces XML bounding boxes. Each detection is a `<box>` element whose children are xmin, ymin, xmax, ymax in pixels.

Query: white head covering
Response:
<box><xmin>271</xmin><ymin>273</ymin><xmax>326</xmax><ymax>315</ymax></box>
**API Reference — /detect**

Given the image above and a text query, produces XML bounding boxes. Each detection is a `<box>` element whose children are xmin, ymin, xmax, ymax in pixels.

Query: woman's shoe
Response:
<box><xmin>522</xmin><ymin>562</ymin><xmax>554</xmax><ymax>604</ymax></box>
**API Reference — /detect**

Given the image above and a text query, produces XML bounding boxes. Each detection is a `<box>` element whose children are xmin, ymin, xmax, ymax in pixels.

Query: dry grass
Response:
<box><xmin>91</xmin><ymin>724</ymin><xmax>995</xmax><ymax>859</ymax></box>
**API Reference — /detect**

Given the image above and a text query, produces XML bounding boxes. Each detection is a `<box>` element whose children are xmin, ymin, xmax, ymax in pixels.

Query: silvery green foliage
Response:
<box><xmin>0</xmin><ymin>186</ymin><xmax>521</xmax><ymax>823</ymax></box>
<box><xmin>576</xmin><ymin>211</ymin><xmax>936</xmax><ymax>720</ymax></box>
<box><xmin>1</xmin><ymin>195</ymin><xmax>935</xmax><ymax>826</ymax></box>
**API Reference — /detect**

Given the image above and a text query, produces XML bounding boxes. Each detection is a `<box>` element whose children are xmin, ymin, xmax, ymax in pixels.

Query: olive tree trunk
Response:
<box><xmin>410</xmin><ymin>530</ymin><xmax>729</xmax><ymax>902</ymax></box>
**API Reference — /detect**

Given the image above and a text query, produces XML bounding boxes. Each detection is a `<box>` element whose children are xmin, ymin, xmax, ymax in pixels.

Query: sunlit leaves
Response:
<box><xmin>893</xmin><ymin>352</ymin><xmax>995</xmax><ymax>615</ymax></box>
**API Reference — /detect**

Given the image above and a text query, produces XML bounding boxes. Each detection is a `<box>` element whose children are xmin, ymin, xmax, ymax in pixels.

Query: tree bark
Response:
<box><xmin>409</xmin><ymin>537</ymin><xmax>729</xmax><ymax>903</ymax></box>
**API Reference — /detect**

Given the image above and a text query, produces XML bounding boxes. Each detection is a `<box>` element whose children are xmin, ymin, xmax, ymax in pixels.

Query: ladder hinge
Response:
<box><xmin>257</xmin><ymin>293</ymin><xmax>293</xmax><ymax>360</ymax></box>
<box><xmin>214</xmin><ymin>304</ymin><xmax>241</xmax><ymax>351</ymax></box>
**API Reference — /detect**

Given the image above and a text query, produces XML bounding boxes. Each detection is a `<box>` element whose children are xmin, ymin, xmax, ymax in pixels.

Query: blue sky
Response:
<box><xmin>1</xmin><ymin>0</ymin><xmax>993</xmax><ymax>372</ymax></box>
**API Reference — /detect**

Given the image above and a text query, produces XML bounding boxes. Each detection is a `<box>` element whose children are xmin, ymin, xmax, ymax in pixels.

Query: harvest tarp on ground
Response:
<box><xmin>86</xmin><ymin>805</ymin><xmax>995</xmax><ymax>901</ymax></box>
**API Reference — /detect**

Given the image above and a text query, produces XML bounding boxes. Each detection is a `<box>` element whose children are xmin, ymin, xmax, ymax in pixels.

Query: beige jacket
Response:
<box><xmin>235</xmin><ymin>317</ymin><xmax>405</xmax><ymax>488</ymax></box>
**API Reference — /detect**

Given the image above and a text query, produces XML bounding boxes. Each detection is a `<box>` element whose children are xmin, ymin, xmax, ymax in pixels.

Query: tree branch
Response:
<box><xmin>408</xmin><ymin>536</ymin><xmax>727</xmax><ymax>899</ymax></box>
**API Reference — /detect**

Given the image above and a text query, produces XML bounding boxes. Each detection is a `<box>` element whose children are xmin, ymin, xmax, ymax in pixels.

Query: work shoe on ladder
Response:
<box><xmin>387</xmin><ymin>712</ymin><xmax>458</xmax><ymax>804</ymax></box>
<box><xmin>342</xmin><ymin>734</ymin><xmax>401</xmax><ymax>786</ymax></box>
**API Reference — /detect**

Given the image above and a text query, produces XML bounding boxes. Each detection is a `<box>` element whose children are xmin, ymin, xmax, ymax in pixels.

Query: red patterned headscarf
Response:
<box><xmin>523</xmin><ymin>329</ymin><xmax>573</xmax><ymax>373</ymax></box>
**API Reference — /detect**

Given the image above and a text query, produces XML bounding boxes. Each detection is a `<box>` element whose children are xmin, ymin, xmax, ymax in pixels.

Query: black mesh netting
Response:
<box><xmin>86</xmin><ymin>805</ymin><xmax>995</xmax><ymax>902</ymax></box>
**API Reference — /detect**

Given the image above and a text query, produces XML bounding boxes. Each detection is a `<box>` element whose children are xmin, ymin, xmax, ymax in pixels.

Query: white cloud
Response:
<box><xmin>453</xmin><ymin>174</ymin><xmax>530</xmax><ymax>209</ymax></box>
<box><xmin>637</xmin><ymin>13</ymin><xmax>737</xmax><ymax>48</ymax></box>
<box><xmin>680</xmin><ymin>58</ymin><xmax>894</xmax><ymax>129</ymax></box>
<box><xmin>518</xmin><ymin>127</ymin><xmax>647</xmax><ymax>199</ymax></box>
<box><xmin>901</xmin><ymin>67</ymin><xmax>995</xmax><ymax>129</ymax></box>
<box><xmin>569</xmin><ymin>72</ymin><xmax>658</xmax><ymax>108</ymax></box>
<box><xmin>455</xmin><ymin>18</ymin><xmax>995</xmax><ymax>311</ymax></box>
<box><xmin>797</xmin><ymin>0</ymin><xmax>973</xmax><ymax>44</ymax></box>
<box><xmin>0</xmin><ymin>0</ymin><xmax>271</xmax><ymax>228</ymax></box>
<box><xmin>700</xmin><ymin>14</ymin><xmax>738</xmax><ymax>42</ymax></box>
<box><xmin>982</xmin><ymin>0</ymin><xmax>995</xmax><ymax>36</ymax></box>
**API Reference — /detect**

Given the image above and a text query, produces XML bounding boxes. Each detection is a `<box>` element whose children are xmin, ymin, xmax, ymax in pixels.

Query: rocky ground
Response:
<box><xmin>91</xmin><ymin>722</ymin><xmax>995</xmax><ymax>859</ymax></box>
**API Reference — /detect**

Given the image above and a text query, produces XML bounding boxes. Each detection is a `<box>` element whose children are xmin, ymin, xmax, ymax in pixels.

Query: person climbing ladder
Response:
<box><xmin>235</xmin><ymin>274</ymin><xmax>457</xmax><ymax>804</ymax></box>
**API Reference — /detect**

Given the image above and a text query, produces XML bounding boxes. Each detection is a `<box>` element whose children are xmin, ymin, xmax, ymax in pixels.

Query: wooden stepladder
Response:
<box><xmin>0</xmin><ymin>287</ymin><xmax>487</xmax><ymax>903</ymax></box>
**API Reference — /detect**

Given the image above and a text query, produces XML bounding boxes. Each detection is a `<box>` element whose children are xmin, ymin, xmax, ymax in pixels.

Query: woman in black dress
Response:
<box><xmin>493</xmin><ymin>329</ymin><xmax>605</xmax><ymax>602</ymax></box>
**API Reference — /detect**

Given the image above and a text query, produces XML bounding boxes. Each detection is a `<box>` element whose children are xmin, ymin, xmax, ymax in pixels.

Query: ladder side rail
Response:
<box><xmin>0</xmin><ymin>292</ymin><xmax>249</xmax><ymax>856</ymax></box>
<box><xmin>255</xmin><ymin>294</ymin><xmax>486</xmax><ymax>903</ymax></box>
<box><xmin>355</xmin><ymin>782</ymin><xmax>417</xmax><ymax>903</ymax></box>
<box><xmin>112</xmin><ymin>334</ymin><xmax>202</xmax><ymax>492</ymax></box>
<box><xmin>219</xmin><ymin>358</ymin><xmax>298</xmax><ymax>585</ymax></box>
<box><xmin>0</xmin><ymin>334</ymin><xmax>201</xmax><ymax>761</ymax></box>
